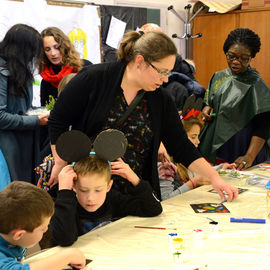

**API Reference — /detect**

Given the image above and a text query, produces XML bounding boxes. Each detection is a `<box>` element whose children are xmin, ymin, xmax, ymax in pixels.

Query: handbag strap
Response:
<box><xmin>116</xmin><ymin>90</ymin><xmax>145</xmax><ymax>126</ymax></box>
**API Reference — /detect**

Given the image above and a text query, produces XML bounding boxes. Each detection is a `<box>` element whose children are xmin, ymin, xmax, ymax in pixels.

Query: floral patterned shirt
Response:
<box><xmin>102</xmin><ymin>89</ymin><xmax>153</xmax><ymax>179</ymax></box>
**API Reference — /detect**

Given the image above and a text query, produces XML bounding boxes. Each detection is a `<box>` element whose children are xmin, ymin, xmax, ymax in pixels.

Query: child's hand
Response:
<box><xmin>58</xmin><ymin>165</ymin><xmax>77</xmax><ymax>190</ymax></box>
<box><xmin>222</xmin><ymin>162</ymin><xmax>236</xmax><ymax>170</ymax></box>
<box><xmin>65</xmin><ymin>248</ymin><xmax>86</xmax><ymax>269</ymax></box>
<box><xmin>111</xmin><ymin>158</ymin><xmax>140</xmax><ymax>186</ymax></box>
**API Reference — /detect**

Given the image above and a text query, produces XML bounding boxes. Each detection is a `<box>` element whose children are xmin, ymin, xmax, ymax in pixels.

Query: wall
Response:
<box><xmin>77</xmin><ymin>0</ymin><xmax>194</xmax><ymax>58</ymax></box>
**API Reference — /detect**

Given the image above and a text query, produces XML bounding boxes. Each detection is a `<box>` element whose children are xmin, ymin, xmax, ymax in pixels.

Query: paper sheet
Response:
<box><xmin>106</xmin><ymin>16</ymin><xmax>127</xmax><ymax>49</ymax></box>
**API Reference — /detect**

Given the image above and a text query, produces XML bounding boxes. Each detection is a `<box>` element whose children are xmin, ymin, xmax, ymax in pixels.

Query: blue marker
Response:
<box><xmin>220</xmin><ymin>200</ymin><xmax>227</xmax><ymax>204</ymax></box>
<box><xmin>230</xmin><ymin>218</ymin><xmax>266</xmax><ymax>224</ymax></box>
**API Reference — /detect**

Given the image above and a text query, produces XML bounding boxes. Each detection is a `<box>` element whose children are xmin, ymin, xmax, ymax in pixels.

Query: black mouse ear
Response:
<box><xmin>194</xmin><ymin>97</ymin><xmax>203</xmax><ymax>111</ymax></box>
<box><xmin>182</xmin><ymin>94</ymin><xmax>196</xmax><ymax>117</ymax></box>
<box><xmin>93</xmin><ymin>129</ymin><xmax>127</xmax><ymax>161</ymax></box>
<box><xmin>56</xmin><ymin>130</ymin><xmax>92</xmax><ymax>163</ymax></box>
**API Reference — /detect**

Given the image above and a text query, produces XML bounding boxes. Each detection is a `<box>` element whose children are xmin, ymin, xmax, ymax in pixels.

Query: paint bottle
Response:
<box><xmin>193</xmin><ymin>229</ymin><xmax>204</xmax><ymax>248</ymax></box>
<box><xmin>209</xmin><ymin>221</ymin><xmax>219</xmax><ymax>233</ymax></box>
<box><xmin>168</xmin><ymin>233</ymin><xmax>183</xmax><ymax>264</ymax></box>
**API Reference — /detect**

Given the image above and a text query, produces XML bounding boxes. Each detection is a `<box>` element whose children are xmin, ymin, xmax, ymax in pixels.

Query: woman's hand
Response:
<box><xmin>111</xmin><ymin>158</ymin><xmax>140</xmax><ymax>186</ymax></box>
<box><xmin>235</xmin><ymin>136</ymin><xmax>265</xmax><ymax>170</ymax></box>
<box><xmin>193</xmin><ymin>175</ymin><xmax>211</xmax><ymax>187</ymax></box>
<box><xmin>211</xmin><ymin>176</ymin><xmax>238</xmax><ymax>201</ymax></box>
<box><xmin>38</xmin><ymin>112</ymin><xmax>50</xmax><ymax>126</ymax></box>
<box><xmin>47</xmin><ymin>162</ymin><xmax>65</xmax><ymax>187</ymax></box>
<box><xmin>201</xmin><ymin>105</ymin><xmax>214</xmax><ymax>122</ymax></box>
<box><xmin>47</xmin><ymin>144</ymin><xmax>67</xmax><ymax>187</ymax></box>
<box><xmin>234</xmin><ymin>154</ymin><xmax>253</xmax><ymax>170</ymax></box>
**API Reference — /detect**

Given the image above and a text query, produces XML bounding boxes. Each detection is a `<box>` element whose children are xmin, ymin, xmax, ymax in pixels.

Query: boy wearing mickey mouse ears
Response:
<box><xmin>50</xmin><ymin>155</ymin><xmax>162</xmax><ymax>247</ymax></box>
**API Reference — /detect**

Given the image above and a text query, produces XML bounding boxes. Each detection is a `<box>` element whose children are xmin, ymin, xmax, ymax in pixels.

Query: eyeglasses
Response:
<box><xmin>148</xmin><ymin>62</ymin><xmax>172</xmax><ymax>77</ymax></box>
<box><xmin>226</xmin><ymin>53</ymin><xmax>251</xmax><ymax>64</ymax></box>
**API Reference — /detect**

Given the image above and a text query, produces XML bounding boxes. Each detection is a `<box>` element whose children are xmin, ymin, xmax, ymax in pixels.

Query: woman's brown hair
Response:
<box><xmin>40</xmin><ymin>27</ymin><xmax>82</xmax><ymax>71</ymax></box>
<box><xmin>117</xmin><ymin>30</ymin><xmax>177</xmax><ymax>63</ymax></box>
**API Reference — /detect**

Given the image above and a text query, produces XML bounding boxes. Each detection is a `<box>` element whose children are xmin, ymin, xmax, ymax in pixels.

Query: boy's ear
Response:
<box><xmin>72</xmin><ymin>178</ymin><xmax>78</xmax><ymax>193</ymax></box>
<box><xmin>107</xmin><ymin>180</ymin><xmax>113</xmax><ymax>192</ymax></box>
<box><xmin>11</xmin><ymin>229</ymin><xmax>26</xmax><ymax>241</ymax></box>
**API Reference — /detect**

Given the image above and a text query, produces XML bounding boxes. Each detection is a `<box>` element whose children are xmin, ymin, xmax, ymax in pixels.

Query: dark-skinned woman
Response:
<box><xmin>200</xmin><ymin>28</ymin><xmax>270</xmax><ymax>170</ymax></box>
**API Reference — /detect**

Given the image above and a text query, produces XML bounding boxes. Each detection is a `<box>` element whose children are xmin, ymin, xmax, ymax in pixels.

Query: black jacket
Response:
<box><xmin>50</xmin><ymin>180</ymin><xmax>162</xmax><ymax>246</ymax></box>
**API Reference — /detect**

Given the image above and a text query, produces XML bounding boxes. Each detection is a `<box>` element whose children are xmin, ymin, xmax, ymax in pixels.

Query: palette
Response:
<box><xmin>190</xmin><ymin>203</ymin><xmax>230</xmax><ymax>213</ymax></box>
<box><xmin>218</xmin><ymin>169</ymin><xmax>254</xmax><ymax>179</ymax></box>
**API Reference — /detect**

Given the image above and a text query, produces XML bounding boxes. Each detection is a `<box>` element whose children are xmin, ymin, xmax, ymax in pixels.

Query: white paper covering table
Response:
<box><xmin>24</xmin><ymin>168</ymin><xmax>270</xmax><ymax>270</ymax></box>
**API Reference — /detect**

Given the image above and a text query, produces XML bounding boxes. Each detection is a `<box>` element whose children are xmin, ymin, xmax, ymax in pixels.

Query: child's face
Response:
<box><xmin>74</xmin><ymin>173</ymin><xmax>113</xmax><ymax>212</ymax></box>
<box><xmin>187</xmin><ymin>124</ymin><xmax>201</xmax><ymax>148</ymax></box>
<box><xmin>19</xmin><ymin>216</ymin><xmax>51</xmax><ymax>248</ymax></box>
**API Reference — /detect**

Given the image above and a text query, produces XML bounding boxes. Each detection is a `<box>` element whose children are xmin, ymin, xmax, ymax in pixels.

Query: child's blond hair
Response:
<box><xmin>73</xmin><ymin>155</ymin><xmax>111</xmax><ymax>184</ymax></box>
<box><xmin>57</xmin><ymin>73</ymin><xmax>77</xmax><ymax>97</ymax></box>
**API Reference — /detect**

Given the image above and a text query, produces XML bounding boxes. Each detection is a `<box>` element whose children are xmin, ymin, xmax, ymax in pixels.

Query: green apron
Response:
<box><xmin>199</xmin><ymin>68</ymin><xmax>270</xmax><ymax>163</ymax></box>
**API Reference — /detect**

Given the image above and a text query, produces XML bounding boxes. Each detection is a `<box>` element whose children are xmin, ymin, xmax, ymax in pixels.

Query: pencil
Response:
<box><xmin>134</xmin><ymin>226</ymin><xmax>166</xmax><ymax>230</ymax></box>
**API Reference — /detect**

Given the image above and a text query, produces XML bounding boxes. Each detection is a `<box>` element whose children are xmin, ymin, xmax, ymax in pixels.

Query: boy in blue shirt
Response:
<box><xmin>0</xmin><ymin>181</ymin><xmax>86</xmax><ymax>270</ymax></box>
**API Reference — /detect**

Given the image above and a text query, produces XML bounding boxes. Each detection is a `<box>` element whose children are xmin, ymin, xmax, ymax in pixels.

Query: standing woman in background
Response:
<box><xmin>39</xmin><ymin>27</ymin><xmax>91</xmax><ymax>156</ymax></box>
<box><xmin>200</xmin><ymin>28</ymin><xmax>270</xmax><ymax>170</ymax></box>
<box><xmin>40</xmin><ymin>26</ymin><xmax>91</xmax><ymax>106</ymax></box>
<box><xmin>0</xmin><ymin>24</ymin><xmax>49</xmax><ymax>184</ymax></box>
<box><xmin>48</xmin><ymin>30</ymin><xmax>238</xmax><ymax>201</ymax></box>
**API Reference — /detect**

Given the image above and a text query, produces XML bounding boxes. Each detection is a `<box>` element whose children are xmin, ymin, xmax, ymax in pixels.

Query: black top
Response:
<box><xmin>48</xmin><ymin>61</ymin><xmax>202</xmax><ymax>199</ymax></box>
<box><xmin>50</xmin><ymin>180</ymin><xmax>162</xmax><ymax>246</ymax></box>
<box><xmin>40</xmin><ymin>59</ymin><xmax>92</xmax><ymax>106</ymax></box>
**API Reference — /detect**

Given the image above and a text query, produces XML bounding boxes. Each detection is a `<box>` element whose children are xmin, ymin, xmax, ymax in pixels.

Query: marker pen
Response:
<box><xmin>230</xmin><ymin>218</ymin><xmax>266</xmax><ymax>223</ymax></box>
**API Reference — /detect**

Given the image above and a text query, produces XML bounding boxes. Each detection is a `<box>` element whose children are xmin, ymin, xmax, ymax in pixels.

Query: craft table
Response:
<box><xmin>24</xmin><ymin>167</ymin><xmax>270</xmax><ymax>270</ymax></box>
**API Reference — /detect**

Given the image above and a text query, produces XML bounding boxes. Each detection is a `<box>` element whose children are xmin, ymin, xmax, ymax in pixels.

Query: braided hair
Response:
<box><xmin>223</xmin><ymin>28</ymin><xmax>261</xmax><ymax>58</ymax></box>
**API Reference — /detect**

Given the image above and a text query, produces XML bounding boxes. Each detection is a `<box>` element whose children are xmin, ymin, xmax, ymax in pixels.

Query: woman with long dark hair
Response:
<box><xmin>0</xmin><ymin>24</ymin><xmax>49</xmax><ymax>183</ymax></box>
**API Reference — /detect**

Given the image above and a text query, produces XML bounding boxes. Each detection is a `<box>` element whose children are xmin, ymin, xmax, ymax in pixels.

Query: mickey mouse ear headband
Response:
<box><xmin>55</xmin><ymin>129</ymin><xmax>128</xmax><ymax>163</ymax></box>
<box><xmin>181</xmin><ymin>94</ymin><xmax>203</xmax><ymax>120</ymax></box>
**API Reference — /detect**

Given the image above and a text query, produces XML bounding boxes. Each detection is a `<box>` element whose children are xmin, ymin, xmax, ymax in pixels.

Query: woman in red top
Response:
<box><xmin>40</xmin><ymin>27</ymin><xmax>91</xmax><ymax>106</ymax></box>
<box><xmin>39</xmin><ymin>27</ymin><xmax>91</xmax><ymax>156</ymax></box>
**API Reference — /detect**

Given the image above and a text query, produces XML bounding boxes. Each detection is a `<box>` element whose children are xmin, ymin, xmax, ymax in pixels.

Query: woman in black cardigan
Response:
<box><xmin>48</xmin><ymin>30</ymin><xmax>238</xmax><ymax>201</ymax></box>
